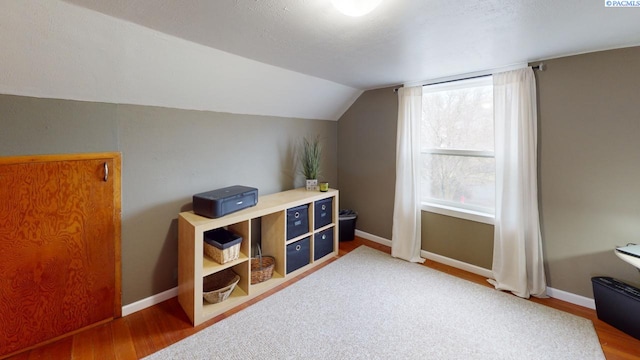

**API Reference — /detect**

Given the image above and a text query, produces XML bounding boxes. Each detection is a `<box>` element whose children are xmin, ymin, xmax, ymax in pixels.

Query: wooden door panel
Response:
<box><xmin>0</xmin><ymin>154</ymin><xmax>120</xmax><ymax>357</ymax></box>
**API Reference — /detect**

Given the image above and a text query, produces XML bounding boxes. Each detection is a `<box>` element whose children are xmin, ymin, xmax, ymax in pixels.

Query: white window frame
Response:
<box><xmin>420</xmin><ymin>77</ymin><xmax>495</xmax><ymax>225</ymax></box>
<box><xmin>421</xmin><ymin>201</ymin><xmax>495</xmax><ymax>225</ymax></box>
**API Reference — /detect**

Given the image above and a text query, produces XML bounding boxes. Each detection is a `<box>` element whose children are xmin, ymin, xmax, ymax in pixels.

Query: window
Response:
<box><xmin>421</xmin><ymin>76</ymin><xmax>495</xmax><ymax>216</ymax></box>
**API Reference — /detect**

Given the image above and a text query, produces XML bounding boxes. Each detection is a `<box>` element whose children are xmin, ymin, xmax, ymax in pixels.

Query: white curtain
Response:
<box><xmin>392</xmin><ymin>86</ymin><xmax>425</xmax><ymax>263</ymax></box>
<box><xmin>490</xmin><ymin>67</ymin><xmax>547</xmax><ymax>298</ymax></box>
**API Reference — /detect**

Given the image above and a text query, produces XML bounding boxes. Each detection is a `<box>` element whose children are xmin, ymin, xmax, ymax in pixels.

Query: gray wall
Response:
<box><xmin>337</xmin><ymin>46</ymin><xmax>640</xmax><ymax>299</ymax></box>
<box><xmin>0</xmin><ymin>96</ymin><xmax>338</xmax><ymax>305</ymax></box>
<box><xmin>3</xmin><ymin>46</ymin><xmax>639</xmax><ymax>304</ymax></box>
<box><xmin>0</xmin><ymin>95</ymin><xmax>118</xmax><ymax>154</ymax></box>
<box><xmin>337</xmin><ymin>87</ymin><xmax>398</xmax><ymax>239</ymax></box>
<box><xmin>422</xmin><ymin>212</ymin><xmax>493</xmax><ymax>269</ymax></box>
<box><xmin>336</xmin><ymin>86</ymin><xmax>494</xmax><ymax>270</ymax></box>
<box><xmin>537</xmin><ymin>47</ymin><xmax>640</xmax><ymax>296</ymax></box>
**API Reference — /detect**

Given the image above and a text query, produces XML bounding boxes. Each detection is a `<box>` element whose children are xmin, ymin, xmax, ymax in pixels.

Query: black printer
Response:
<box><xmin>193</xmin><ymin>185</ymin><xmax>258</xmax><ymax>218</ymax></box>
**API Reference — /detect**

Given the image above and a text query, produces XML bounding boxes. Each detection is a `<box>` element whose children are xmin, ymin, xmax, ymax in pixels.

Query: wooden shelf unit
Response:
<box><xmin>178</xmin><ymin>188</ymin><xmax>339</xmax><ymax>326</ymax></box>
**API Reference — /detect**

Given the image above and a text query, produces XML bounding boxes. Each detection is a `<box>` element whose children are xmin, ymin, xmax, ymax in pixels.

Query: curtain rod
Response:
<box><xmin>393</xmin><ymin>63</ymin><xmax>546</xmax><ymax>93</ymax></box>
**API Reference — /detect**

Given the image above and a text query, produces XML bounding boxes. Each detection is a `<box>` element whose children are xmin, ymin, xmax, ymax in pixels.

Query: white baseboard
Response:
<box><xmin>121</xmin><ymin>230</ymin><xmax>596</xmax><ymax>316</ymax></box>
<box><xmin>546</xmin><ymin>286</ymin><xmax>596</xmax><ymax>309</ymax></box>
<box><xmin>354</xmin><ymin>229</ymin><xmax>596</xmax><ymax>310</ymax></box>
<box><xmin>420</xmin><ymin>250</ymin><xmax>495</xmax><ymax>279</ymax></box>
<box><xmin>122</xmin><ymin>286</ymin><xmax>178</xmax><ymax>317</ymax></box>
<box><xmin>355</xmin><ymin>229</ymin><xmax>493</xmax><ymax>279</ymax></box>
<box><xmin>120</xmin><ymin>230</ymin><xmax>387</xmax><ymax>316</ymax></box>
<box><xmin>120</xmin><ymin>230</ymin><xmax>389</xmax><ymax>316</ymax></box>
<box><xmin>355</xmin><ymin>229</ymin><xmax>392</xmax><ymax>247</ymax></box>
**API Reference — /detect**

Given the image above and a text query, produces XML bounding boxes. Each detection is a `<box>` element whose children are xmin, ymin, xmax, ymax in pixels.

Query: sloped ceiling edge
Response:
<box><xmin>0</xmin><ymin>0</ymin><xmax>362</xmax><ymax>121</ymax></box>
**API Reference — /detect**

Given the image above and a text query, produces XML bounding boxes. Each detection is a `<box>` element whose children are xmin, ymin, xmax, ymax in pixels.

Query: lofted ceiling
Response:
<box><xmin>62</xmin><ymin>0</ymin><xmax>640</xmax><ymax>90</ymax></box>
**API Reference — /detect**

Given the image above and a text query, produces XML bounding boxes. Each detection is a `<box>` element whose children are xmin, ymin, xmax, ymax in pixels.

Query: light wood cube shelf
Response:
<box><xmin>178</xmin><ymin>188</ymin><xmax>339</xmax><ymax>326</ymax></box>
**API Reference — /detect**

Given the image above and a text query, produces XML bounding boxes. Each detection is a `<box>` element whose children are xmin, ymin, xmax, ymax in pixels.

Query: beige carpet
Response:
<box><xmin>145</xmin><ymin>246</ymin><xmax>604</xmax><ymax>359</ymax></box>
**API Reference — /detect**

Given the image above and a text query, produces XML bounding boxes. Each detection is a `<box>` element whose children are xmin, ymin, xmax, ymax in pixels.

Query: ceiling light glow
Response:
<box><xmin>331</xmin><ymin>0</ymin><xmax>382</xmax><ymax>17</ymax></box>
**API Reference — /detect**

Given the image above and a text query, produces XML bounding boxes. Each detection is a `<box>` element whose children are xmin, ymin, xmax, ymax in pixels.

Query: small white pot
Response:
<box><xmin>306</xmin><ymin>179</ymin><xmax>319</xmax><ymax>191</ymax></box>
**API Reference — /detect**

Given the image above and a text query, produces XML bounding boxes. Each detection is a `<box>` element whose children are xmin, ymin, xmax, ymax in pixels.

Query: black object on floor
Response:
<box><xmin>592</xmin><ymin>276</ymin><xmax>640</xmax><ymax>340</ymax></box>
<box><xmin>339</xmin><ymin>209</ymin><xmax>357</xmax><ymax>242</ymax></box>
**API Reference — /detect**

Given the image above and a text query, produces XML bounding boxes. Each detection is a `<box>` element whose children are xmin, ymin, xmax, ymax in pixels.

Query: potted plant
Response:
<box><xmin>300</xmin><ymin>135</ymin><xmax>321</xmax><ymax>190</ymax></box>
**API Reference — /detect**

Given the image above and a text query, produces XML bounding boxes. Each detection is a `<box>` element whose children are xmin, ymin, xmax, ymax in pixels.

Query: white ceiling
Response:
<box><xmin>1</xmin><ymin>1</ymin><xmax>362</xmax><ymax>120</ymax></box>
<box><xmin>62</xmin><ymin>0</ymin><xmax>640</xmax><ymax>90</ymax></box>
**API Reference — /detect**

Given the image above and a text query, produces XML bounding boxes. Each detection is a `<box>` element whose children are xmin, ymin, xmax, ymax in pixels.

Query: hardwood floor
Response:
<box><xmin>6</xmin><ymin>237</ymin><xmax>640</xmax><ymax>359</ymax></box>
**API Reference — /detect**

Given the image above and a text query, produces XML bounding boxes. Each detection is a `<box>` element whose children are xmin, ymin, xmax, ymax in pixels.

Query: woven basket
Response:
<box><xmin>204</xmin><ymin>240</ymin><xmax>240</xmax><ymax>265</ymax></box>
<box><xmin>203</xmin><ymin>269</ymin><xmax>240</xmax><ymax>304</ymax></box>
<box><xmin>251</xmin><ymin>245</ymin><xmax>275</xmax><ymax>284</ymax></box>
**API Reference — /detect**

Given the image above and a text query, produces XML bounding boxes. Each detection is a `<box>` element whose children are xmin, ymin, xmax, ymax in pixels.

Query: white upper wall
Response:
<box><xmin>0</xmin><ymin>0</ymin><xmax>362</xmax><ymax>121</ymax></box>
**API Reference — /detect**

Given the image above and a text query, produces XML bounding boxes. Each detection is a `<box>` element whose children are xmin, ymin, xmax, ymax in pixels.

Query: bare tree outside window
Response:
<box><xmin>421</xmin><ymin>77</ymin><xmax>495</xmax><ymax>213</ymax></box>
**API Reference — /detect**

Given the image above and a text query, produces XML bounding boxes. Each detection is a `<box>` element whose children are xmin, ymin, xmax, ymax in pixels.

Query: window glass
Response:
<box><xmin>421</xmin><ymin>76</ymin><xmax>494</xmax><ymax>213</ymax></box>
<box><xmin>421</xmin><ymin>154</ymin><xmax>495</xmax><ymax>211</ymax></box>
<box><xmin>422</xmin><ymin>77</ymin><xmax>493</xmax><ymax>151</ymax></box>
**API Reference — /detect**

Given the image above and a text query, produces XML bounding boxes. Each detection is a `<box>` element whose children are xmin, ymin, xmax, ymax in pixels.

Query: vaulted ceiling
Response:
<box><xmin>2</xmin><ymin>1</ymin><xmax>639</xmax><ymax>120</ymax></box>
<box><xmin>63</xmin><ymin>0</ymin><xmax>640</xmax><ymax>89</ymax></box>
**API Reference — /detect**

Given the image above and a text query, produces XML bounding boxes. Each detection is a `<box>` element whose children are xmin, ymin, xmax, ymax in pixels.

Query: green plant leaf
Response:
<box><xmin>301</xmin><ymin>135</ymin><xmax>321</xmax><ymax>180</ymax></box>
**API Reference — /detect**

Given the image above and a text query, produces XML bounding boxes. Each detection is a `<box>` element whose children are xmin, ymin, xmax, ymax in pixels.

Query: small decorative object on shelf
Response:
<box><xmin>319</xmin><ymin>181</ymin><xmax>329</xmax><ymax>192</ymax></box>
<box><xmin>300</xmin><ymin>135</ymin><xmax>321</xmax><ymax>190</ymax></box>
<box><xmin>306</xmin><ymin>179</ymin><xmax>318</xmax><ymax>191</ymax></box>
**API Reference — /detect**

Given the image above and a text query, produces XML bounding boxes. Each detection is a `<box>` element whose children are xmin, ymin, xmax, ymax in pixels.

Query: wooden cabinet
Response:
<box><xmin>0</xmin><ymin>152</ymin><xmax>121</xmax><ymax>358</ymax></box>
<box><xmin>178</xmin><ymin>188</ymin><xmax>338</xmax><ymax>326</ymax></box>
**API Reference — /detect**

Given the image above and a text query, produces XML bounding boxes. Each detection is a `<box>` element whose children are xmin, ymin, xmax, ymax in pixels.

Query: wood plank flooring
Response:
<box><xmin>5</xmin><ymin>237</ymin><xmax>640</xmax><ymax>359</ymax></box>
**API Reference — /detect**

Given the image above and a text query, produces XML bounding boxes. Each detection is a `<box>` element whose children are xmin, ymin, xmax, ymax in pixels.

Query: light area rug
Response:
<box><xmin>145</xmin><ymin>246</ymin><xmax>604</xmax><ymax>360</ymax></box>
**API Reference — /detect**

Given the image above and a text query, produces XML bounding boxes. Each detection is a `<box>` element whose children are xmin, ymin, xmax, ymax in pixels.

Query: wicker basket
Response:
<box><xmin>203</xmin><ymin>228</ymin><xmax>242</xmax><ymax>264</ymax></box>
<box><xmin>203</xmin><ymin>269</ymin><xmax>240</xmax><ymax>304</ymax></box>
<box><xmin>204</xmin><ymin>241</ymin><xmax>240</xmax><ymax>264</ymax></box>
<box><xmin>251</xmin><ymin>245</ymin><xmax>275</xmax><ymax>284</ymax></box>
